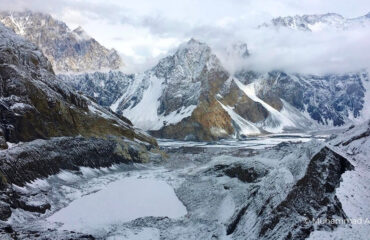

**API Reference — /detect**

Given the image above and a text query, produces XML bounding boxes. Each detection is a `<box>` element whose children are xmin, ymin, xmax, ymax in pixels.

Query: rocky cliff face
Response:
<box><xmin>0</xmin><ymin>11</ymin><xmax>123</xmax><ymax>73</ymax></box>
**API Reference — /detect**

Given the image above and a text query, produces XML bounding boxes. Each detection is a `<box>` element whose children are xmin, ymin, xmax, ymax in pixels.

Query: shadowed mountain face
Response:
<box><xmin>0</xmin><ymin>11</ymin><xmax>123</xmax><ymax>73</ymax></box>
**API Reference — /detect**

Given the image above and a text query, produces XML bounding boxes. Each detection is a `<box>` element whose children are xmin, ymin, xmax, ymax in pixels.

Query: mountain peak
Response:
<box><xmin>154</xmin><ymin>38</ymin><xmax>220</xmax><ymax>79</ymax></box>
<box><xmin>173</xmin><ymin>38</ymin><xmax>212</xmax><ymax>63</ymax></box>
<box><xmin>321</xmin><ymin>12</ymin><xmax>344</xmax><ymax>18</ymax></box>
<box><xmin>230</xmin><ymin>42</ymin><xmax>250</xmax><ymax>58</ymax></box>
<box><xmin>180</xmin><ymin>38</ymin><xmax>209</xmax><ymax>50</ymax></box>
<box><xmin>186</xmin><ymin>38</ymin><xmax>206</xmax><ymax>46</ymax></box>
<box><xmin>73</xmin><ymin>26</ymin><xmax>84</xmax><ymax>32</ymax></box>
<box><xmin>72</xmin><ymin>26</ymin><xmax>91</xmax><ymax>41</ymax></box>
<box><xmin>188</xmin><ymin>38</ymin><xmax>200</xmax><ymax>43</ymax></box>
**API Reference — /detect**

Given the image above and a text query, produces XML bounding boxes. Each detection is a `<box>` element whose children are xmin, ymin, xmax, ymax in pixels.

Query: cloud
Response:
<box><xmin>1</xmin><ymin>0</ymin><xmax>370</xmax><ymax>74</ymax></box>
<box><xmin>240</xmin><ymin>26</ymin><xmax>370</xmax><ymax>74</ymax></box>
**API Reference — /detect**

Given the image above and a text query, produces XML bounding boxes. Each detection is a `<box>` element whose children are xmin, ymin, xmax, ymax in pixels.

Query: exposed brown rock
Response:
<box><xmin>220</xmin><ymin>80</ymin><xmax>269</xmax><ymax>123</ymax></box>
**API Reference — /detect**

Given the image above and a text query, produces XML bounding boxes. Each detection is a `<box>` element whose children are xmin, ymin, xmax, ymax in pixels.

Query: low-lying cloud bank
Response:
<box><xmin>213</xmin><ymin>25</ymin><xmax>370</xmax><ymax>75</ymax></box>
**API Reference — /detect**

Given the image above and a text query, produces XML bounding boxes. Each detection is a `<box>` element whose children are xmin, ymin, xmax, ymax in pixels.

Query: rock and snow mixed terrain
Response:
<box><xmin>0</xmin><ymin>11</ymin><xmax>123</xmax><ymax>73</ymax></box>
<box><xmin>235</xmin><ymin>70</ymin><xmax>369</xmax><ymax>127</ymax></box>
<box><xmin>1</xmin><ymin>126</ymin><xmax>369</xmax><ymax>239</ymax></box>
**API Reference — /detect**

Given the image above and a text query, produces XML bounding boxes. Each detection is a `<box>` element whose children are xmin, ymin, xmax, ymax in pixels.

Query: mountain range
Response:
<box><xmin>2</xmin><ymin>11</ymin><xmax>369</xmax><ymax>141</ymax></box>
<box><xmin>260</xmin><ymin>12</ymin><xmax>370</xmax><ymax>31</ymax></box>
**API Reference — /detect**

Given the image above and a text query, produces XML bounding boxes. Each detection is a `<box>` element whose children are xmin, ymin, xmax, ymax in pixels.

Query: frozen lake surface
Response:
<box><xmin>47</xmin><ymin>177</ymin><xmax>187</xmax><ymax>233</ymax></box>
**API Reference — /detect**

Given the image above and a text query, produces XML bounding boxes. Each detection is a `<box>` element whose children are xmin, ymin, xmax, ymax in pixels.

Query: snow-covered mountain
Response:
<box><xmin>60</xmin><ymin>39</ymin><xmax>369</xmax><ymax>140</ymax></box>
<box><xmin>0</xmin><ymin>21</ymin><xmax>154</xmax><ymax>148</ymax></box>
<box><xmin>0</xmin><ymin>11</ymin><xmax>123</xmax><ymax>73</ymax></box>
<box><xmin>260</xmin><ymin>12</ymin><xmax>370</xmax><ymax>31</ymax></box>
<box><xmin>62</xmin><ymin>39</ymin><xmax>234</xmax><ymax>140</ymax></box>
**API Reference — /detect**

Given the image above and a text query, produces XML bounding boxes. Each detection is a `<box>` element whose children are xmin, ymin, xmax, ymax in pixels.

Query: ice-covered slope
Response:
<box><xmin>0</xmin><ymin>11</ymin><xmax>123</xmax><ymax>73</ymax></box>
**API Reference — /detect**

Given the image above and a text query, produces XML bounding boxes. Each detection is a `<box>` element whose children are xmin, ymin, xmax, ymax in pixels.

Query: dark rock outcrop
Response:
<box><xmin>225</xmin><ymin>145</ymin><xmax>354</xmax><ymax>239</ymax></box>
<box><xmin>0</xmin><ymin>136</ymin><xmax>152</xmax><ymax>186</ymax></box>
<box><xmin>258</xmin><ymin>147</ymin><xmax>354</xmax><ymax>239</ymax></box>
<box><xmin>210</xmin><ymin>163</ymin><xmax>269</xmax><ymax>183</ymax></box>
<box><xmin>0</xmin><ymin>137</ymin><xmax>6</xmax><ymax>150</ymax></box>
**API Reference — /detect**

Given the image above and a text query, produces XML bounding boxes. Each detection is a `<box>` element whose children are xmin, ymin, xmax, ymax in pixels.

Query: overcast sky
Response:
<box><xmin>1</xmin><ymin>0</ymin><xmax>370</xmax><ymax>73</ymax></box>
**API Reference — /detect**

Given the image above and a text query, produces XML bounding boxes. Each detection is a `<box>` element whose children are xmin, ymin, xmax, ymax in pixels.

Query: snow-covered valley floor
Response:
<box><xmin>2</xmin><ymin>133</ymin><xmax>369</xmax><ymax>240</ymax></box>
